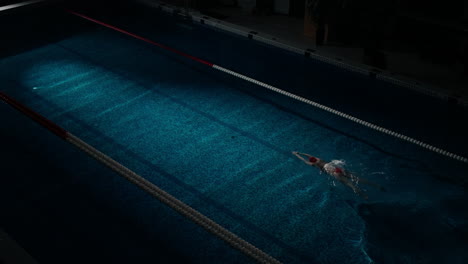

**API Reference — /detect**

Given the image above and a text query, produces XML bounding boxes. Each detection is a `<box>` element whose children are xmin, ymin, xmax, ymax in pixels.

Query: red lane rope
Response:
<box><xmin>0</xmin><ymin>91</ymin><xmax>68</xmax><ymax>139</ymax></box>
<box><xmin>65</xmin><ymin>9</ymin><xmax>214</xmax><ymax>67</ymax></box>
<box><xmin>63</xmin><ymin>10</ymin><xmax>468</xmax><ymax>164</ymax></box>
<box><xmin>1</xmin><ymin>90</ymin><xmax>282</xmax><ymax>263</ymax></box>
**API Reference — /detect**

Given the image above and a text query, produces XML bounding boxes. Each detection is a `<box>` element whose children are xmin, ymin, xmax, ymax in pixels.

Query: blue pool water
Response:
<box><xmin>1</xmin><ymin>3</ymin><xmax>467</xmax><ymax>264</ymax></box>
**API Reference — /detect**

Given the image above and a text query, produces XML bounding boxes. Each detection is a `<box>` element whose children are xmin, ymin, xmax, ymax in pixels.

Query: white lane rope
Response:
<box><xmin>0</xmin><ymin>0</ymin><xmax>45</xmax><ymax>12</ymax></box>
<box><xmin>1</xmin><ymin>91</ymin><xmax>281</xmax><ymax>263</ymax></box>
<box><xmin>213</xmin><ymin>65</ymin><xmax>468</xmax><ymax>164</ymax></box>
<box><xmin>66</xmin><ymin>9</ymin><xmax>467</xmax><ymax>164</ymax></box>
<box><xmin>67</xmin><ymin>134</ymin><xmax>282</xmax><ymax>264</ymax></box>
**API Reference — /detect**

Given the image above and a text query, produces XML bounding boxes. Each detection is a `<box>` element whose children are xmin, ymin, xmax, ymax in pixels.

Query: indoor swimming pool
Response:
<box><xmin>1</xmin><ymin>2</ymin><xmax>467</xmax><ymax>263</ymax></box>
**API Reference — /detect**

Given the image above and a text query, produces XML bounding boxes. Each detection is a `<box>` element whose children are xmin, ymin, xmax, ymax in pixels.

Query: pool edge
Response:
<box><xmin>137</xmin><ymin>0</ymin><xmax>468</xmax><ymax>108</ymax></box>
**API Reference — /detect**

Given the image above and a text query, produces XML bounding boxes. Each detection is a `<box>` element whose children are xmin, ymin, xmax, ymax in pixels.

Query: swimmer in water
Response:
<box><xmin>292</xmin><ymin>151</ymin><xmax>386</xmax><ymax>199</ymax></box>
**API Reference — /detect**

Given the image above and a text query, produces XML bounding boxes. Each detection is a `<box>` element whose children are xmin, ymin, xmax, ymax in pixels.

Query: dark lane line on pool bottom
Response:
<box><xmin>53</xmin><ymin>39</ymin><xmax>438</xmax><ymax>173</ymax></box>
<box><xmin>1</xmin><ymin>101</ymin><xmax>258</xmax><ymax>264</ymax></box>
<box><xmin>69</xmin><ymin>3</ymin><xmax>468</xmax><ymax>154</ymax></box>
<box><xmin>6</xmin><ymin>86</ymin><xmax>316</xmax><ymax>264</ymax></box>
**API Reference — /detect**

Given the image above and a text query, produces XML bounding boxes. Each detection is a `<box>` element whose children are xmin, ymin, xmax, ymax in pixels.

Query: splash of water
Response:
<box><xmin>325</xmin><ymin>160</ymin><xmax>346</xmax><ymax>187</ymax></box>
<box><xmin>348</xmin><ymin>234</ymin><xmax>374</xmax><ymax>264</ymax></box>
<box><xmin>329</xmin><ymin>159</ymin><xmax>347</xmax><ymax>167</ymax></box>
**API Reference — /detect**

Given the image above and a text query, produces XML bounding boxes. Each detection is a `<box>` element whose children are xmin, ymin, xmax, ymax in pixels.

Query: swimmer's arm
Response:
<box><xmin>297</xmin><ymin>152</ymin><xmax>313</xmax><ymax>157</ymax></box>
<box><xmin>292</xmin><ymin>151</ymin><xmax>311</xmax><ymax>164</ymax></box>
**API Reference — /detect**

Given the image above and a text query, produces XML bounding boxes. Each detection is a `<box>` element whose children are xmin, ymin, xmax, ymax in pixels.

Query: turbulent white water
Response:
<box><xmin>328</xmin><ymin>159</ymin><xmax>347</xmax><ymax>167</ymax></box>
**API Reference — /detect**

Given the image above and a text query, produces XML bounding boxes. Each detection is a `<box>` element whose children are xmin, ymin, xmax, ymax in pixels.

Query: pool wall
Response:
<box><xmin>137</xmin><ymin>0</ymin><xmax>468</xmax><ymax>107</ymax></box>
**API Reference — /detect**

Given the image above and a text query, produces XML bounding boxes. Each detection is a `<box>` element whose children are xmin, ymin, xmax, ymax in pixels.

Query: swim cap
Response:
<box><xmin>309</xmin><ymin>157</ymin><xmax>318</xmax><ymax>163</ymax></box>
<box><xmin>335</xmin><ymin>167</ymin><xmax>343</xmax><ymax>174</ymax></box>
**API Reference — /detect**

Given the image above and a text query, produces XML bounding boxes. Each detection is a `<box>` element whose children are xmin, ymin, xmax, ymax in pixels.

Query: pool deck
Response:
<box><xmin>0</xmin><ymin>229</ymin><xmax>38</xmax><ymax>264</ymax></box>
<box><xmin>142</xmin><ymin>0</ymin><xmax>468</xmax><ymax>106</ymax></box>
